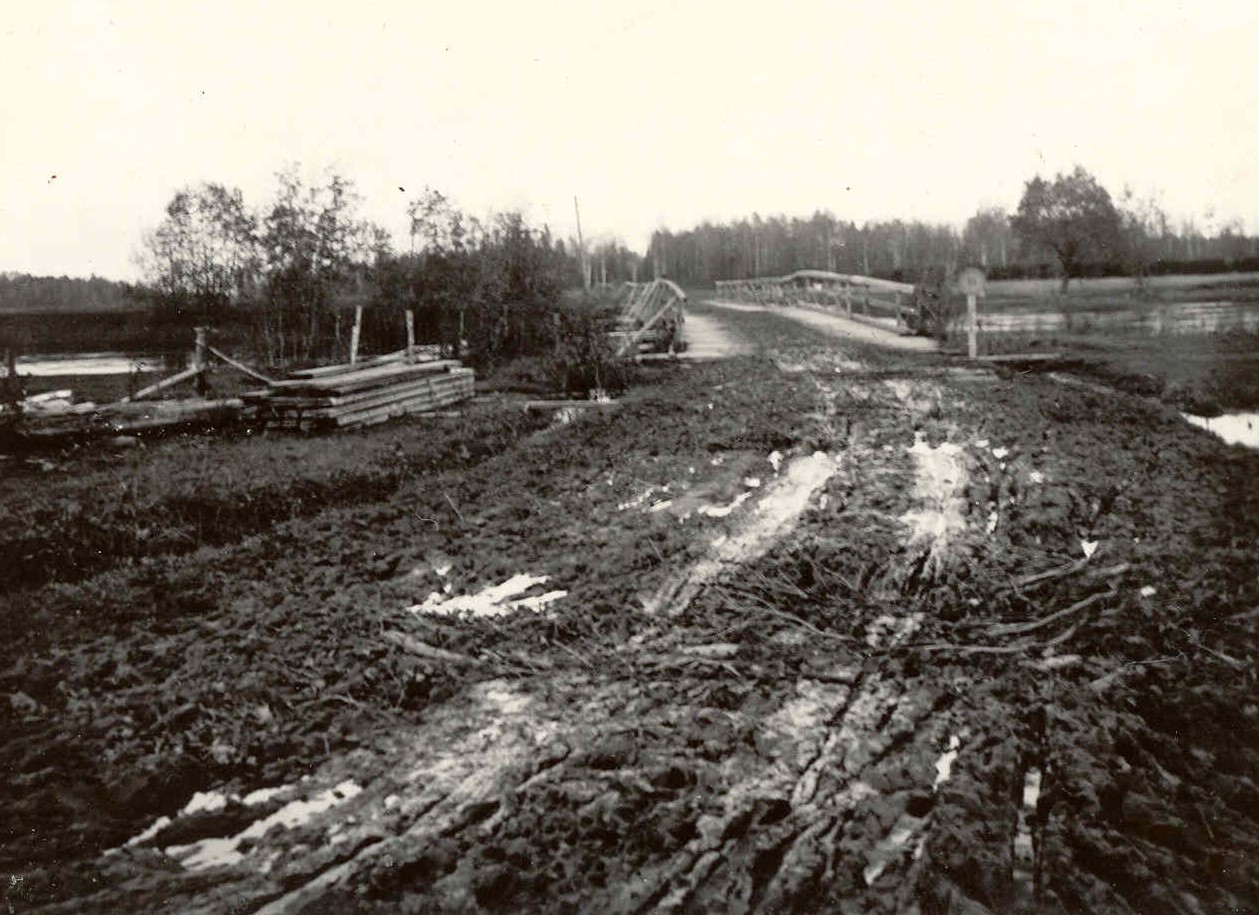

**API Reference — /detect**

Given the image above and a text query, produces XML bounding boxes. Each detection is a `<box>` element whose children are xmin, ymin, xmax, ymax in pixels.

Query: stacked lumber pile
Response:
<box><xmin>243</xmin><ymin>356</ymin><xmax>474</xmax><ymax>430</ymax></box>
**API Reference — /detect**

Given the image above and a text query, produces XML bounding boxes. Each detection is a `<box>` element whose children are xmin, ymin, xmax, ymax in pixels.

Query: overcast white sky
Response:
<box><xmin>3</xmin><ymin>0</ymin><xmax>1257</xmax><ymax>280</ymax></box>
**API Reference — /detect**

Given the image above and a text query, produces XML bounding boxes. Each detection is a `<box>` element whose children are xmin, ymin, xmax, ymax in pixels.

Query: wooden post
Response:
<box><xmin>574</xmin><ymin>196</ymin><xmax>589</xmax><ymax>291</ymax></box>
<box><xmin>405</xmin><ymin>310</ymin><xmax>415</xmax><ymax>360</ymax></box>
<box><xmin>194</xmin><ymin>326</ymin><xmax>209</xmax><ymax>397</ymax></box>
<box><xmin>350</xmin><ymin>305</ymin><xmax>363</xmax><ymax>365</ymax></box>
<box><xmin>3</xmin><ymin>347</ymin><xmax>16</xmax><ymax>405</ymax></box>
<box><xmin>844</xmin><ymin>289</ymin><xmax>852</xmax><ymax>318</ymax></box>
<box><xmin>967</xmin><ymin>293</ymin><xmax>978</xmax><ymax>359</ymax></box>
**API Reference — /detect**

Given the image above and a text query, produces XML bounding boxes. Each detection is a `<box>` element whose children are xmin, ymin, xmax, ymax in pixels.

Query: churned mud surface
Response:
<box><xmin>4</xmin><ymin>302</ymin><xmax>1258</xmax><ymax>913</ymax></box>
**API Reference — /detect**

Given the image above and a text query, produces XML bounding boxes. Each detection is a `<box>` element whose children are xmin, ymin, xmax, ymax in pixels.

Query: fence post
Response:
<box><xmin>3</xmin><ymin>347</ymin><xmax>17</xmax><ymax>406</ymax></box>
<box><xmin>405</xmin><ymin>309</ymin><xmax>415</xmax><ymax>360</ymax></box>
<box><xmin>350</xmin><ymin>305</ymin><xmax>363</xmax><ymax>365</ymax></box>
<box><xmin>194</xmin><ymin>326</ymin><xmax>208</xmax><ymax>397</ymax></box>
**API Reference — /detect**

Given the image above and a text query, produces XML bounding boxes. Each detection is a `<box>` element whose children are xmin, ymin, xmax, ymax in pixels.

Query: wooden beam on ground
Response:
<box><xmin>116</xmin><ymin>365</ymin><xmax>201</xmax><ymax>404</ymax></box>
<box><xmin>206</xmin><ymin>346</ymin><xmax>274</xmax><ymax>384</ymax></box>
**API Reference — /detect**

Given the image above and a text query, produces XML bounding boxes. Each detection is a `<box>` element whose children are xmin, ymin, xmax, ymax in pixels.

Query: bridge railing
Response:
<box><xmin>715</xmin><ymin>270</ymin><xmax>915</xmax><ymax>327</ymax></box>
<box><xmin>613</xmin><ymin>279</ymin><xmax>687</xmax><ymax>355</ymax></box>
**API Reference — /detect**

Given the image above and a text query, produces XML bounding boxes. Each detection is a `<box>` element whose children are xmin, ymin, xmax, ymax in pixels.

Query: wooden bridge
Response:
<box><xmin>715</xmin><ymin>270</ymin><xmax>917</xmax><ymax>330</ymax></box>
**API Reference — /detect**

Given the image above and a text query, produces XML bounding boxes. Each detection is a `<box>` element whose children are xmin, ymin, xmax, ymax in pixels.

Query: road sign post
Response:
<box><xmin>966</xmin><ymin>294</ymin><xmax>978</xmax><ymax>359</ymax></box>
<box><xmin>956</xmin><ymin>268</ymin><xmax>986</xmax><ymax>360</ymax></box>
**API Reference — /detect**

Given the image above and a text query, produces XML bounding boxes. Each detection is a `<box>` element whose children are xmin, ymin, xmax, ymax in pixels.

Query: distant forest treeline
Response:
<box><xmin>0</xmin><ymin>272</ymin><xmax>137</xmax><ymax>311</ymax></box>
<box><xmin>644</xmin><ymin>211</ymin><xmax>1259</xmax><ymax>286</ymax></box>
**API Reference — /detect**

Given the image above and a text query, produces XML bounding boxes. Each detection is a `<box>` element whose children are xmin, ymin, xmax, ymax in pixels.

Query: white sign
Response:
<box><xmin>957</xmin><ymin>267</ymin><xmax>986</xmax><ymax>297</ymax></box>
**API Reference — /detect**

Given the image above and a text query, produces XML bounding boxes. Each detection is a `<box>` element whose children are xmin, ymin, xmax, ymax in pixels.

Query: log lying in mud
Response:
<box><xmin>382</xmin><ymin>630</ymin><xmax>480</xmax><ymax>666</ymax></box>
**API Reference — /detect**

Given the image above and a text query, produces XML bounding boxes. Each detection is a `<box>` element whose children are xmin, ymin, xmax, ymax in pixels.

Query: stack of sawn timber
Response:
<box><xmin>244</xmin><ymin>357</ymin><xmax>474</xmax><ymax>430</ymax></box>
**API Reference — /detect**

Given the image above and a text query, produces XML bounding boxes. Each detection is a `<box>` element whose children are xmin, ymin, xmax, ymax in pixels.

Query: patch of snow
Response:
<box><xmin>865</xmin><ymin>613</ymin><xmax>923</xmax><ymax>648</ymax></box>
<box><xmin>743</xmin><ymin>476</ymin><xmax>762</xmax><ymax>488</ymax></box>
<box><xmin>901</xmin><ymin>436</ymin><xmax>969</xmax><ymax>573</ymax></box>
<box><xmin>182</xmin><ymin>791</ymin><xmax>229</xmax><ymax>816</ymax></box>
<box><xmin>767</xmin><ymin>680</ymin><xmax>850</xmax><ymax>735</ymax></box>
<box><xmin>649</xmin><ymin>499</ymin><xmax>674</xmax><ymax>512</ymax></box>
<box><xmin>987</xmin><ymin>509</ymin><xmax>999</xmax><ymax>534</ymax></box>
<box><xmin>1081</xmin><ymin>539</ymin><xmax>1099</xmax><ymax>558</ymax></box>
<box><xmin>242</xmin><ymin>786</ymin><xmax>288</xmax><ymax>807</ymax></box>
<box><xmin>1139</xmin><ymin>585</ymin><xmax>1157</xmax><ymax>597</ymax></box>
<box><xmin>512</xmin><ymin>590</ymin><xmax>569</xmax><ymax>611</ymax></box>
<box><xmin>409</xmin><ymin>574</ymin><xmax>564</xmax><ymax>618</ymax></box>
<box><xmin>1028</xmin><ymin>470</ymin><xmax>1045</xmax><ymax>484</ymax></box>
<box><xmin>1184</xmin><ymin>411</ymin><xmax>1259</xmax><ymax>449</ymax></box>
<box><xmin>123</xmin><ymin>815</ymin><xmax>172</xmax><ymax>849</ymax></box>
<box><xmin>768</xmin><ymin>450</ymin><xmax>783</xmax><ymax>473</ymax></box>
<box><xmin>975</xmin><ymin>438</ymin><xmax>990</xmax><ymax>449</ymax></box>
<box><xmin>167</xmin><ymin>781</ymin><xmax>363</xmax><ymax>871</ymax></box>
<box><xmin>643</xmin><ymin>453</ymin><xmax>838</xmax><ymax>616</ymax></box>
<box><xmin>933</xmin><ymin>735</ymin><xmax>961</xmax><ymax>791</ymax></box>
<box><xmin>991</xmin><ymin>446</ymin><xmax>1010</xmax><ymax>459</ymax></box>
<box><xmin>1013</xmin><ymin>767</ymin><xmax>1042</xmax><ymax>878</ymax></box>
<box><xmin>863</xmin><ymin>820</ymin><xmax>921</xmax><ymax>886</ymax></box>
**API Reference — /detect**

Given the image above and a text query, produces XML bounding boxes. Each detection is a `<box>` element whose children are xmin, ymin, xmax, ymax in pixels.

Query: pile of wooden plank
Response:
<box><xmin>243</xmin><ymin>357</ymin><xmax>475</xmax><ymax>430</ymax></box>
<box><xmin>6</xmin><ymin>397</ymin><xmax>243</xmax><ymax>442</ymax></box>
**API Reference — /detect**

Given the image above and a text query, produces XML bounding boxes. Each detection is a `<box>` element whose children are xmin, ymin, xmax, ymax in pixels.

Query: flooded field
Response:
<box><xmin>977</xmin><ymin>300</ymin><xmax>1259</xmax><ymax>335</ymax></box>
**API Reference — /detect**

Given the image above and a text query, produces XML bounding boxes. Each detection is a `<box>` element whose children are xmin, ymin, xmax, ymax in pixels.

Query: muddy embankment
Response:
<box><xmin>4</xmin><ymin>306</ymin><xmax>1259</xmax><ymax>913</ymax></box>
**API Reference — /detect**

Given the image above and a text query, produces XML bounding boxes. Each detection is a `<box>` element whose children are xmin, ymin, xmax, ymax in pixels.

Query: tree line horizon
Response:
<box><xmin>5</xmin><ymin>164</ymin><xmax>1258</xmax><ymax>314</ymax></box>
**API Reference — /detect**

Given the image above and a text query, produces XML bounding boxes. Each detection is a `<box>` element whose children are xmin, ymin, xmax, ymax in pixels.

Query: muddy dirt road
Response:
<box><xmin>705</xmin><ymin>299</ymin><xmax>938</xmax><ymax>352</ymax></box>
<box><xmin>4</xmin><ymin>303</ymin><xmax>1258</xmax><ymax>913</ymax></box>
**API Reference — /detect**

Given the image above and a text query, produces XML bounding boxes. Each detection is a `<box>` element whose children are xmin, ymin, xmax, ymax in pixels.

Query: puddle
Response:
<box><xmin>1184</xmin><ymin>412</ymin><xmax>1259</xmax><ymax>449</ymax></box>
<box><xmin>409</xmin><ymin>574</ymin><xmax>566</xmax><ymax>618</ymax></box>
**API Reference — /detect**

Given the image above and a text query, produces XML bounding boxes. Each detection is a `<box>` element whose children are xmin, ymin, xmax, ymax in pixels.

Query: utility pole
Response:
<box><xmin>574</xmin><ymin>196</ymin><xmax>589</xmax><ymax>291</ymax></box>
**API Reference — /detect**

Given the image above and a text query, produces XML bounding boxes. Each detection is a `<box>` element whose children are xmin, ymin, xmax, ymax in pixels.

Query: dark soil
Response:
<box><xmin>3</xmin><ymin>304</ymin><xmax>1258</xmax><ymax>914</ymax></box>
